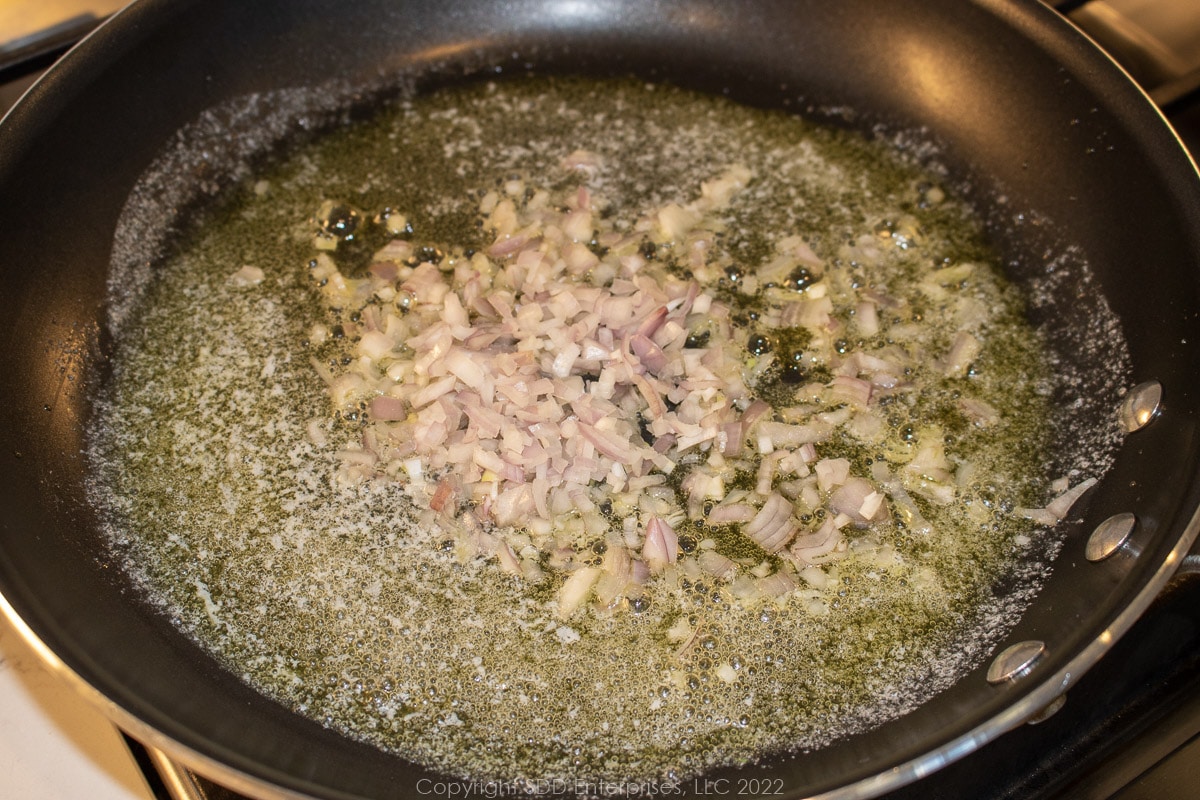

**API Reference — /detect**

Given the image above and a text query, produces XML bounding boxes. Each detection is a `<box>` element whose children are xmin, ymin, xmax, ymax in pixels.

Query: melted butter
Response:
<box><xmin>87</xmin><ymin>77</ymin><xmax>1117</xmax><ymax>784</ymax></box>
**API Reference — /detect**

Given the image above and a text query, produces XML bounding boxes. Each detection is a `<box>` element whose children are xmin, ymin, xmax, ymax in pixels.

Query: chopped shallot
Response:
<box><xmin>304</xmin><ymin>158</ymin><xmax>1047</xmax><ymax>618</ymax></box>
<box><xmin>1017</xmin><ymin>478</ymin><xmax>1098</xmax><ymax>526</ymax></box>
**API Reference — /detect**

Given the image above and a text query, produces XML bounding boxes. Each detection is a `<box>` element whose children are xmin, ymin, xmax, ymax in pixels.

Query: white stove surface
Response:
<box><xmin>0</xmin><ymin>612</ymin><xmax>154</xmax><ymax>800</ymax></box>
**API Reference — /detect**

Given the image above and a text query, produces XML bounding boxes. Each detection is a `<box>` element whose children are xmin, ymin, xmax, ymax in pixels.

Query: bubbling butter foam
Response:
<box><xmin>88</xmin><ymin>77</ymin><xmax>1128</xmax><ymax>786</ymax></box>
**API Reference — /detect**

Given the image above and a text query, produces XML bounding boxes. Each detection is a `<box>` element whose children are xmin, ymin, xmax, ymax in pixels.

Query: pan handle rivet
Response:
<box><xmin>1086</xmin><ymin>512</ymin><xmax>1136</xmax><ymax>562</ymax></box>
<box><xmin>1119</xmin><ymin>380</ymin><xmax>1162</xmax><ymax>432</ymax></box>
<box><xmin>987</xmin><ymin>640</ymin><xmax>1045</xmax><ymax>684</ymax></box>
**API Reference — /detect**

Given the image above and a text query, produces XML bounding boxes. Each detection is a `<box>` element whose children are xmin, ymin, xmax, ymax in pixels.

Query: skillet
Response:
<box><xmin>2</xmin><ymin>0</ymin><xmax>1200</xmax><ymax>797</ymax></box>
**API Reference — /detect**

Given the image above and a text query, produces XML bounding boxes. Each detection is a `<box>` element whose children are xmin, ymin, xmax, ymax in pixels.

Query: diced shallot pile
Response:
<box><xmin>303</xmin><ymin>152</ymin><xmax>1091</xmax><ymax>618</ymax></box>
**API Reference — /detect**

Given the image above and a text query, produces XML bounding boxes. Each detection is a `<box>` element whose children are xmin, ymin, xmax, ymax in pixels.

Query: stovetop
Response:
<box><xmin>2</xmin><ymin>2</ymin><xmax>1200</xmax><ymax>800</ymax></box>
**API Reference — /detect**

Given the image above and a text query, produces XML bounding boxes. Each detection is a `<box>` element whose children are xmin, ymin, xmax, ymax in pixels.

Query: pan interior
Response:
<box><xmin>86</xmin><ymin>72</ymin><xmax>1128</xmax><ymax>787</ymax></box>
